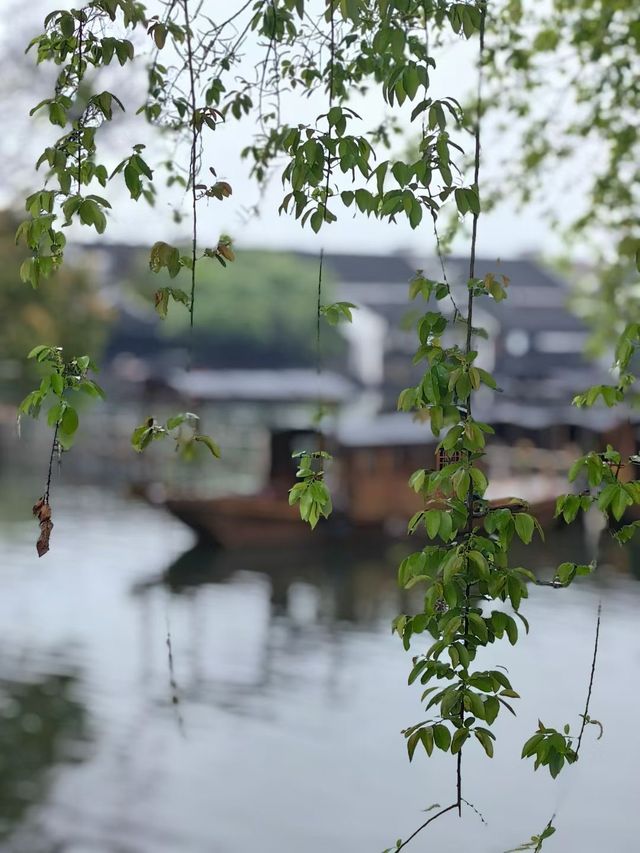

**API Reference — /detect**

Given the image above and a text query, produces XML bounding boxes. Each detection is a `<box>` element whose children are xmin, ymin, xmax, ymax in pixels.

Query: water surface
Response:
<box><xmin>0</xmin><ymin>484</ymin><xmax>638</xmax><ymax>852</ymax></box>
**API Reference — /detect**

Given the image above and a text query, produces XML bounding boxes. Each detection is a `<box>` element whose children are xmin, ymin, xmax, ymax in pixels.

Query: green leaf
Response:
<box><xmin>521</xmin><ymin>733</ymin><xmax>544</xmax><ymax>758</ymax></box>
<box><xmin>407</xmin><ymin>730</ymin><xmax>421</xmax><ymax>761</ymax></box>
<box><xmin>195</xmin><ymin>434</ymin><xmax>221</xmax><ymax>458</ymax></box>
<box><xmin>79</xmin><ymin>380</ymin><xmax>106</xmax><ymax>399</ymax></box>
<box><xmin>61</xmin><ymin>406</ymin><xmax>79</xmax><ymax>436</ymax></box>
<box><xmin>50</xmin><ymin>373</ymin><xmax>64</xmax><ymax>395</ymax></box>
<box><xmin>425</xmin><ymin>510</ymin><xmax>440</xmax><ymax>539</ymax></box>
<box><xmin>47</xmin><ymin>401</ymin><xmax>63</xmax><ymax>427</ymax></box>
<box><xmin>507</xmin><ymin>575</ymin><xmax>523</xmax><ymax>610</ymax></box>
<box><xmin>420</xmin><ymin>727</ymin><xmax>434</xmax><ymax>757</ymax></box>
<box><xmin>438</xmin><ymin>511</ymin><xmax>454</xmax><ymax>542</ymax></box>
<box><xmin>611</xmin><ymin>485</ymin><xmax>631</xmax><ymax>521</ymax></box>
<box><xmin>28</xmin><ymin>345</ymin><xmax>50</xmax><ymax>360</ymax></box>
<box><xmin>450</xmin><ymin>727</ymin><xmax>469</xmax><ymax>754</ymax></box>
<box><xmin>514</xmin><ymin>513</ymin><xmax>535</xmax><ymax>544</ymax></box>
<box><xmin>467</xmin><ymin>612</ymin><xmax>488</xmax><ymax>643</ymax></box>
<box><xmin>474</xmin><ymin>728</ymin><xmax>494</xmax><ymax>757</ymax></box>
<box><xmin>433</xmin><ymin>724</ymin><xmax>451</xmax><ymax>751</ymax></box>
<box><xmin>310</xmin><ymin>208</ymin><xmax>323</xmax><ymax>233</ymax></box>
<box><xmin>504</xmin><ymin>615</ymin><xmax>518</xmax><ymax>645</ymax></box>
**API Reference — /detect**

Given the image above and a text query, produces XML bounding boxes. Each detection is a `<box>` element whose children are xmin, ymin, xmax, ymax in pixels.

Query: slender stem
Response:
<box><xmin>258</xmin><ymin>2</ymin><xmax>276</xmax><ymax>137</ymax></box>
<box><xmin>458</xmin><ymin>0</ymin><xmax>487</xmax><ymax>817</ymax></box>
<box><xmin>321</xmin><ymin>0</ymin><xmax>335</xmax><ymax>227</ymax></box>
<box><xmin>456</xmin><ymin>745</ymin><xmax>463</xmax><ymax>815</ymax></box>
<box><xmin>320</xmin><ymin>0</ymin><xmax>335</xmax><ymax>227</ymax></box>
<box><xmin>394</xmin><ymin>803</ymin><xmax>458</xmax><ymax>851</ymax></box>
<box><xmin>210</xmin><ymin>0</ymin><xmax>253</xmax><ymax>33</ymax></box>
<box><xmin>183</xmin><ymin>0</ymin><xmax>199</xmax><ymax>333</ymax></box>
<box><xmin>524</xmin><ymin>605</ymin><xmax>601</xmax><ymax>851</ymax></box>
<box><xmin>533</xmin><ymin>815</ymin><xmax>556</xmax><ymax>853</ymax></box>
<box><xmin>327</xmin><ymin>0</ymin><xmax>335</xmax><ymax>104</ymax></box>
<box><xmin>165</xmin><ymin>612</ymin><xmax>185</xmax><ymax>735</ymax></box>
<box><xmin>461</xmin><ymin>797</ymin><xmax>488</xmax><ymax>826</ymax></box>
<box><xmin>315</xmin><ymin>1</ymin><xmax>335</xmax><ymax>433</ymax></box>
<box><xmin>576</xmin><ymin>602</ymin><xmax>602</xmax><ymax>755</ymax></box>
<box><xmin>76</xmin><ymin>13</ymin><xmax>84</xmax><ymax>194</ymax></box>
<box><xmin>465</xmin><ymin>3</ymin><xmax>486</xmax><ymax>363</ymax></box>
<box><xmin>316</xmin><ymin>249</ymin><xmax>324</xmax><ymax>378</ymax></box>
<box><xmin>433</xmin><ymin>218</ymin><xmax>462</xmax><ymax>319</ymax></box>
<box><xmin>44</xmin><ymin>421</ymin><xmax>60</xmax><ymax>504</ymax></box>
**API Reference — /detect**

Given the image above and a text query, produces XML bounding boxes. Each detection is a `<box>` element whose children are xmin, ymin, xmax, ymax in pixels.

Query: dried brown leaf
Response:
<box><xmin>36</xmin><ymin>518</ymin><xmax>53</xmax><ymax>558</ymax></box>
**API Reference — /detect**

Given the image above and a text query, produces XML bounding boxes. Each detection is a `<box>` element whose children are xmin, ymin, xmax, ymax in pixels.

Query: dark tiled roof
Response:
<box><xmin>488</xmin><ymin>304</ymin><xmax>585</xmax><ymax>332</ymax></box>
<box><xmin>444</xmin><ymin>256</ymin><xmax>567</xmax><ymax>289</ymax></box>
<box><xmin>336</xmin><ymin>402</ymin><xmax>628</xmax><ymax>447</ymax></box>
<box><xmin>295</xmin><ymin>251</ymin><xmax>415</xmax><ymax>284</ymax></box>
<box><xmin>168</xmin><ymin>368</ymin><xmax>355</xmax><ymax>403</ymax></box>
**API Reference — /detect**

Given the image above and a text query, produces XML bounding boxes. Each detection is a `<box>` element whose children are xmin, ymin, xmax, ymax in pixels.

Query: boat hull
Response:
<box><xmin>165</xmin><ymin>495</ymin><xmax>347</xmax><ymax>548</ymax></box>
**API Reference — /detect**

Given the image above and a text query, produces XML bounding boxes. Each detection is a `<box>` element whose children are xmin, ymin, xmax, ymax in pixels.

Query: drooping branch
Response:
<box><xmin>316</xmin><ymin>248</ymin><xmax>324</xmax><ymax>381</ymax></box>
<box><xmin>458</xmin><ymin>0</ymin><xmax>487</xmax><ymax>819</ymax></box>
<box><xmin>183</xmin><ymin>0</ymin><xmax>199</xmax><ymax>332</ymax></box>
<box><xmin>393</xmin><ymin>802</ymin><xmax>459</xmax><ymax>852</ymax></box>
<box><xmin>512</xmin><ymin>603</ymin><xmax>603</xmax><ymax>852</ymax></box>
<box><xmin>165</xmin><ymin>616</ymin><xmax>185</xmax><ymax>735</ymax></box>
<box><xmin>576</xmin><ymin>602</ymin><xmax>602</xmax><ymax>755</ymax></box>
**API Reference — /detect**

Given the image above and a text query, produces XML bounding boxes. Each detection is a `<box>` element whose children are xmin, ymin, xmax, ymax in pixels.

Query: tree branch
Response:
<box><xmin>394</xmin><ymin>803</ymin><xmax>458</xmax><ymax>851</ymax></box>
<box><xmin>576</xmin><ymin>602</ymin><xmax>602</xmax><ymax>755</ymax></box>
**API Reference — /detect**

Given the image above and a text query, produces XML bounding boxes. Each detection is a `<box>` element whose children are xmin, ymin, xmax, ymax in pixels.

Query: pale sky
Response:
<box><xmin>1</xmin><ymin>0</ymin><xmax>585</xmax><ymax>263</ymax></box>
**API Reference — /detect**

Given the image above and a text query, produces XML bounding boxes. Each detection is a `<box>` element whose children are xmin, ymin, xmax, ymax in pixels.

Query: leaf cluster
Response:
<box><xmin>288</xmin><ymin>451</ymin><xmax>333</xmax><ymax>529</ymax></box>
<box><xmin>18</xmin><ymin>345</ymin><xmax>104</xmax><ymax>449</ymax></box>
<box><xmin>131</xmin><ymin>412</ymin><xmax>221</xmax><ymax>461</ymax></box>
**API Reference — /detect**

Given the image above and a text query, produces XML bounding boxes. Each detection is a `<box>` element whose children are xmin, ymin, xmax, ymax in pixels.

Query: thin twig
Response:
<box><xmin>461</xmin><ymin>797</ymin><xmax>488</xmax><ymax>826</ymax></box>
<box><xmin>576</xmin><ymin>602</ymin><xmax>602</xmax><ymax>755</ymax></box>
<box><xmin>316</xmin><ymin>248</ymin><xmax>324</xmax><ymax>379</ymax></box>
<box><xmin>465</xmin><ymin>2</ymin><xmax>486</xmax><ymax>354</ymax></box>
<box><xmin>321</xmin><ymin>0</ymin><xmax>335</xmax><ymax>228</ymax></box>
<box><xmin>458</xmin><ymin>0</ymin><xmax>487</xmax><ymax>817</ymax></box>
<box><xmin>424</xmin><ymin>5</ymin><xmax>462</xmax><ymax>325</ymax></box>
<box><xmin>521</xmin><ymin>604</ymin><xmax>602</xmax><ymax>852</ymax></box>
<box><xmin>456</xmin><ymin>742</ymin><xmax>463</xmax><ymax>816</ymax></box>
<box><xmin>258</xmin><ymin>1</ymin><xmax>277</xmax><ymax>137</ymax></box>
<box><xmin>165</xmin><ymin>616</ymin><xmax>185</xmax><ymax>735</ymax></box>
<box><xmin>314</xmin><ymin>1</ymin><xmax>335</xmax><ymax>433</ymax></box>
<box><xmin>321</xmin><ymin>0</ymin><xmax>335</xmax><ymax>232</ymax></box>
<box><xmin>533</xmin><ymin>815</ymin><xmax>556</xmax><ymax>853</ymax></box>
<box><xmin>395</xmin><ymin>803</ymin><xmax>459</xmax><ymax>851</ymax></box>
<box><xmin>76</xmin><ymin>12</ymin><xmax>84</xmax><ymax>194</ymax></box>
<box><xmin>182</xmin><ymin>0</ymin><xmax>199</xmax><ymax>333</ymax></box>
<box><xmin>44</xmin><ymin>422</ymin><xmax>60</xmax><ymax>504</ymax></box>
<box><xmin>433</xmin><ymin>218</ymin><xmax>463</xmax><ymax>319</ymax></box>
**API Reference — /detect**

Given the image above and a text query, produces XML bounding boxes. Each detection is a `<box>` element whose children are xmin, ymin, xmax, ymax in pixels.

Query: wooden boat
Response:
<box><xmin>138</xmin><ymin>420</ymin><xmax>575</xmax><ymax>548</ymax></box>
<box><xmin>165</xmin><ymin>493</ymin><xmax>334</xmax><ymax>548</ymax></box>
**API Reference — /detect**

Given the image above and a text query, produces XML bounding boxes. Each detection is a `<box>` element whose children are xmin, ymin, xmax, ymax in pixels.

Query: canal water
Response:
<box><xmin>0</xmin><ymin>482</ymin><xmax>638</xmax><ymax>852</ymax></box>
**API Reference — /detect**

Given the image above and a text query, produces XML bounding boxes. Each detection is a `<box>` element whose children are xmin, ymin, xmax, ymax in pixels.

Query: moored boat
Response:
<box><xmin>139</xmin><ymin>417</ymin><xmax>582</xmax><ymax>547</ymax></box>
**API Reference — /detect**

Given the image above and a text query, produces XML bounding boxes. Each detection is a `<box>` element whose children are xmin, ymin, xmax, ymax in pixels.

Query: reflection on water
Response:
<box><xmin>0</xmin><ymin>672</ymin><xmax>90</xmax><ymax>844</ymax></box>
<box><xmin>0</xmin><ymin>485</ymin><xmax>639</xmax><ymax>852</ymax></box>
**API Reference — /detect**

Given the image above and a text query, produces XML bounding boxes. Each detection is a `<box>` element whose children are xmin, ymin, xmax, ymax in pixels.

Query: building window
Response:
<box><xmin>535</xmin><ymin>331</ymin><xmax>588</xmax><ymax>353</ymax></box>
<box><xmin>504</xmin><ymin>329</ymin><xmax>530</xmax><ymax>357</ymax></box>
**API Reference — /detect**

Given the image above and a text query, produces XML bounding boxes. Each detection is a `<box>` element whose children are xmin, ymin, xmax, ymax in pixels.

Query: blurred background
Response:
<box><xmin>1</xmin><ymin>1</ymin><xmax>640</xmax><ymax>852</ymax></box>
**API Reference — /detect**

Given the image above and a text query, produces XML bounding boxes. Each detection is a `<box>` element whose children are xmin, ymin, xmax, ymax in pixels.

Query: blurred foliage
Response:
<box><xmin>0</xmin><ymin>210</ymin><xmax>112</xmax><ymax>396</ymax></box>
<box><xmin>486</xmin><ymin>0</ymin><xmax>640</xmax><ymax>350</ymax></box>
<box><xmin>0</xmin><ymin>672</ymin><xmax>90</xmax><ymax>842</ymax></box>
<box><xmin>128</xmin><ymin>249</ymin><xmax>346</xmax><ymax>367</ymax></box>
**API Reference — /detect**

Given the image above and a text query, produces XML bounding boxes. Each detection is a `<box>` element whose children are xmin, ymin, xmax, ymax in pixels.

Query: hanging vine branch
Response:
<box><xmin>132</xmin><ymin>0</ymin><xmax>233</xmax><ymax>462</ymax></box>
<box><xmin>509</xmin><ymin>604</ymin><xmax>603</xmax><ymax>852</ymax></box>
<box><xmin>183</xmin><ymin>0</ymin><xmax>199</xmax><ymax>332</ymax></box>
<box><xmin>20</xmin><ymin>345</ymin><xmax>105</xmax><ymax>556</ymax></box>
<box><xmin>20</xmin><ymin>3</ymin><xmax>629</xmax><ymax>846</ymax></box>
<box><xmin>287</xmin><ymin>0</ymin><xmax>336</xmax><ymax>529</ymax></box>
